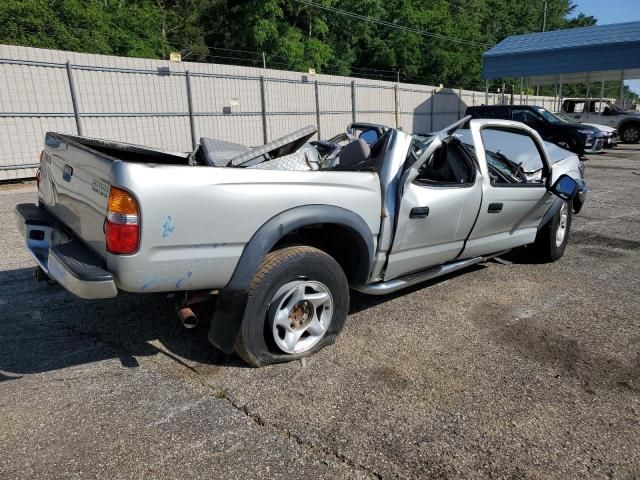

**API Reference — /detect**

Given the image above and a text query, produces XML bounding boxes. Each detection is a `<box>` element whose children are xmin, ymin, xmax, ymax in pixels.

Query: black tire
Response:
<box><xmin>531</xmin><ymin>201</ymin><xmax>572</xmax><ymax>263</ymax></box>
<box><xmin>619</xmin><ymin>123</ymin><xmax>640</xmax><ymax>144</ymax></box>
<box><xmin>235</xmin><ymin>246</ymin><xmax>349</xmax><ymax>367</ymax></box>
<box><xmin>553</xmin><ymin>137</ymin><xmax>577</xmax><ymax>153</ymax></box>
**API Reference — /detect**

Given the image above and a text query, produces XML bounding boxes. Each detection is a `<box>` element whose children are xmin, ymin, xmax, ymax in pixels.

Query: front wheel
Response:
<box><xmin>620</xmin><ymin>123</ymin><xmax>640</xmax><ymax>144</ymax></box>
<box><xmin>531</xmin><ymin>201</ymin><xmax>572</xmax><ymax>262</ymax></box>
<box><xmin>235</xmin><ymin>246</ymin><xmax>349</xmax><ymax>367</ymax></box>
<box><xmin>554</xmin><ymin>137</ymin><xmax>577</xmax><ymax>153</ymax></box>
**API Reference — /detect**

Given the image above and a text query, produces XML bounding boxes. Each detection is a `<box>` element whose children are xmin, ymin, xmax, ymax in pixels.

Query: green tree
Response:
<box><xmin>0</xmin><ymin>0</ymin><xmax>600</xmax><ymax>90</ymax></box>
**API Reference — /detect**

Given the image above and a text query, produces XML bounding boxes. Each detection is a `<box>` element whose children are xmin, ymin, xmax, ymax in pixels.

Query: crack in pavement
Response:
<box><xmin>137</xmin><ymin>343</ymin><xmax>384</xmax><ymax>479</ymax></box>
<box><xmin>222</xmin><ymin>394</ymin><xmax>384</xmax><ymax>480</ymax></box>
<box><xmin>52</xmin><ymin>320</ymin><xmax>385</xmax><ymax>479</ymax></box>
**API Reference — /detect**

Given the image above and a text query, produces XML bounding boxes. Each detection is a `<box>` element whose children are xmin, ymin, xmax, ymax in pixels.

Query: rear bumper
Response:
<box><xmin>15</xmin><ymin>204</ymin><xmax>117</xmax><ymax>299</ymax></box>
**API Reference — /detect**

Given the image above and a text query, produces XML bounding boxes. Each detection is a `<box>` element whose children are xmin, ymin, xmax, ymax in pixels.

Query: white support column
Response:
<box><xmin>619</xmin><ymin>70</ymin><xmax>626</xmax><ymax>110</ymax></box>
<box><xmin>586</xmin><ymin>73</ymin><xmax>590</xmax><ymax>100</ymax></box>
<box><xmin>519</xmin><ymin>77</ymin><xmax>523</xmax><ymax>104</ymax></box>
<box><xmin>558</xmin><ymin>74</ymin><xmax>563</xmax><ymax>111</ymax></box>
<box><xmin>599</xmin><ymin>76</ymin><xmax>606</xmax><ymax>119</ymax></box>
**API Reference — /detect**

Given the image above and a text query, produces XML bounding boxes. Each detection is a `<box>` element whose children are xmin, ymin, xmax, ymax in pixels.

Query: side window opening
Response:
<box><xmin>564</xmin><ymin>101</ymin><xmax>584</xmax><ymax>114</ymax></box>
<box><xmin>479</xmin><ymin>128</ymin><xmax>546</xmax><ymax>185</ymax></box>
<box><xmin>485</xmin><ymin>107</ymin><xmax>511</xmax><ymax>120</ymax></box>
<box><xmin>416</xmin><ymin>139</ymin><xmax>475</xmax><ymax>185</ymax></box>
<box><xmin>512</xmin><ymin>109</ymin><xmax>539</xmax><ymax>124</ymax></box>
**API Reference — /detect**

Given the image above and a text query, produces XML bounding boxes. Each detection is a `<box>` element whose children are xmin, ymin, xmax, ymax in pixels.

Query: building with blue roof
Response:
<box><xmin>482</xmin><ymin>21</ymin><xmax>640</xmax><ymax>107</ymax></box>
<box><xmin>484</xmin><ymin>21</ymin><xmax>639</xmax><ymax>82</ymax></box>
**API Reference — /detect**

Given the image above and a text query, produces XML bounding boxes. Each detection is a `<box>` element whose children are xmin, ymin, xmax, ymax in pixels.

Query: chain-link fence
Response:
<box><xmin>0</xmin><ymin>45</ymin><xmax>556</xmax><ymax>180</ymax></box>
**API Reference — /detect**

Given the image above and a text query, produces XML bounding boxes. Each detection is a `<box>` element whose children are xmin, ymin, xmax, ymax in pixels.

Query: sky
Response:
<box><xmin>571</xmin><ymin>0</ymin><xmax>640</xmax><ymax>94</ymax></box>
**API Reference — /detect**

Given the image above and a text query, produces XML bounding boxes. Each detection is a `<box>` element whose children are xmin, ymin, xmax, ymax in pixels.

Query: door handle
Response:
<box><xmin>62</xmin><ymin>164</ymin><xmax>73</xmax><ymax>182</ymax></box>
<box><xmin>410</xmin><ymin>206</ymin><xmax>429</xmax><ymax>219</ymax></box>
<box><xmin>488</xmin><ymin>203</ymin><xmax>503</xmax><ymax>213</ymax></box>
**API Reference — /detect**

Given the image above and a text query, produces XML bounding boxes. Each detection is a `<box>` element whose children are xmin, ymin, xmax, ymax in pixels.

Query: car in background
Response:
<box><xmin>465</xmin><ymin>105</ymin><xmax>604</xmax><ymax>155</ymax></box>
<box><xmin>554</xmin><ymin>112</ymin><xmax>618</xmax><ymax>148</ymax></box>
<box><xmin>561</xmin><ymin>98</ymin><xmax>640</xmax><ymax>144</ymax></box>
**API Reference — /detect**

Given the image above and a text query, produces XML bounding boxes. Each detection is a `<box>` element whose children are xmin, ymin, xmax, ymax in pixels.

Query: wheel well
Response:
<box><xmin>271</xmin><ymin>223</ymin><xmax>368</xmax><ymax>285</ymax></box>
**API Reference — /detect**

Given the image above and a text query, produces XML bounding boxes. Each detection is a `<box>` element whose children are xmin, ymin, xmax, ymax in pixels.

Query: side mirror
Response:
<box><xmin>549</xmin><ymin>174</ymin><xmax>578</xmax><ymax>200</ymax></box>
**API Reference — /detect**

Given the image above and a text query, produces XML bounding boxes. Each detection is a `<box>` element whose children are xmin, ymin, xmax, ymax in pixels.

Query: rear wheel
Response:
<box><xmin>620</xmin><ymin>123</ymin><xmax>640</xmax><ymax>143</ymax></box>
<box><xmin>235</xmin><ymin>246</ymin><xmax>349</xmax><ymax>367</ymax></box>
<box><xmin>531</xmin><ymin>201</ymin><xmax>572</xmax><ymax>262</ymax></box>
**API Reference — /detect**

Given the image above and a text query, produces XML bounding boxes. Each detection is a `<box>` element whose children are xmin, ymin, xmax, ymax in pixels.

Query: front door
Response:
<box><xmin>462</xmin><ymin>123</ymin><xmax>553</xmax><ymax>258</ymax></box>
<box><xmin>583</xmin><ymin>100</ymin><xmax>618</xmax><ymax>127</ymax></box>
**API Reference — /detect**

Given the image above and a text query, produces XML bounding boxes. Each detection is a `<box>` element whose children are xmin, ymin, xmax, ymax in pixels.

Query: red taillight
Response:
<box><xmin>106</xmin><ymin>187</ymin><xmax>140</xmax><ymax>254</ymax></box>
<box><xmin>105</xmin><ymin>221</ymin><xmax>139</xmax><ymax>254</ymax></box>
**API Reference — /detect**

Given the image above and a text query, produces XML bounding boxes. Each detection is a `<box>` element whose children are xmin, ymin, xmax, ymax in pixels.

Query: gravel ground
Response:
<box><xmin>1</xmin><ymin>145</ymin><xmax>639</xmax><ymax>479</ymax></box>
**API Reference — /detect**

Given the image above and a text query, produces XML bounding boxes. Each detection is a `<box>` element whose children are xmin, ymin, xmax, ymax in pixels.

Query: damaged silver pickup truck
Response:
<box><xmin>16</xmin><ymin>117</ymin><xmax>586</xmax><ymax>366</ymax></box>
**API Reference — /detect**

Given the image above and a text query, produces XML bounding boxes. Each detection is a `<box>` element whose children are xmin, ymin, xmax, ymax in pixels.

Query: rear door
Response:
<box><xmin>461</xmin><ymin>121</ymin><xmax>554</xmax><ymax>258</ymax></box>
<box><xmin>39</xmin><ymin>133</ymin><xmax>112</xmax><ymax>257</ymax></box>
<box><xmin>583</xmin><ymin>100</ymin><xmax>617</xmax><ymax>127</ymax></box>
<box><xmin>563</xmin><ymin>100</ymin><xmax>586</xmax><ymax>121</ymax></box>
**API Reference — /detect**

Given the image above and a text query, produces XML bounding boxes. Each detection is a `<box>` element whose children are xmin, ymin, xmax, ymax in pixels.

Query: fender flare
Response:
<box><xmin>538</xmin><ymin>177</ymin><xmax>586</xmax><ymax>231</ymax></box>
<box><xmin>618</xmin><ymin>117</ymin><xmax>640</xmax><ymax>128</ymax></box>
<box><xmin>208</xmin><ymin>205</ymin><xmax>375</xmax><ymax>354</ymax></box>
<box><xmin>537</xmin><ymin>197</ymin><xmax>563</xmax><ymax>231</ymax></box>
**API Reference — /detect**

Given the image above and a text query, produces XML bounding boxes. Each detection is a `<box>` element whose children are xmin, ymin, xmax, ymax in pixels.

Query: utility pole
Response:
<box><xmin>542</xmin><ymin>0</ymin><xmax>548</xmax><ymax>32</ymax></box>
<box><xmin>262</xmin><ymin>52</ymin><xmax>266</xmax><ymax>69</ymax></box>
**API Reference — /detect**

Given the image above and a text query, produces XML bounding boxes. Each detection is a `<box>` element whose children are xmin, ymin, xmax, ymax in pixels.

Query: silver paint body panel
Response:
<box><xmin>33</xmin><ymin>119</ymin><xmax>584</xmax><ymax>297</ymax></box>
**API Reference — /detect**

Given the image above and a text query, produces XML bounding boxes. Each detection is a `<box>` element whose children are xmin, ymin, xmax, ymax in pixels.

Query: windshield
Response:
<box><xmin>604</xmin><ymin>101</ymin><xmax>623</xmax><ymax>113</ymax></box>
<box><xmin>535</xmin><ymin>107</ymin><xmax>564</xmax><ymax>124</ymax></box>
<box><xmin>554</xmin><ymin>113</ymin><xmax>579</xmax><ymax>124</ymax></box>
<box><xmin>461</xmin><ymin>143</ymin><xmax>527</xmax><ymax>183</ymax></box>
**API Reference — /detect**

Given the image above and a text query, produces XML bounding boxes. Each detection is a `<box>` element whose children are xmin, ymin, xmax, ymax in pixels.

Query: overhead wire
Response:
<box><xmin>290</xmin><ymin>0</ymin><xmax>491</xmax><ymax>48</ymax></box>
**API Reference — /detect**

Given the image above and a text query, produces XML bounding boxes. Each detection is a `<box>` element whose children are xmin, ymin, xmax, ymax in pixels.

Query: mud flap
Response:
<box><xmin>208</xmin><ymin>289</ymin><xmax>249</xmax><ymax>354</ymax></box>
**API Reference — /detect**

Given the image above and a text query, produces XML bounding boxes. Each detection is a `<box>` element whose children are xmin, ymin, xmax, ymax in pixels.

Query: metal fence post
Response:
<box><xmin>65</xmin><ymin>61</ymin><xmax>83</xmax><ymax>136</ymax></box>
<box><xmin>314</xmin><ymin>80</ymin><xmax>321</xmax><ymax>139</ymax></box>
<box><xmin>260</xmin><ymin>76</ymin><xmax>268</xmax><ymax>144</ymax></box>
<box><xmin>472</xmin><ymin>90</ymin><xmax>475</xmax><ymax>106</ymax></box>
<box><xmin>429</xmin><ymin>89</ymin><xmax>435</xmax><ymax>131</ymax></box>
<box><xmin>351</xmin><ymin>80</ymin><xmax>356</xmax><ymax>123</ymax></box>
<box><xmin>185</xmin><ymin>71</ymin><xmax>197</xmax><ymax>149</ymax></box>
<box><xmin>394</xmin><ymin>84</ymin><xmax>400</xmax><ymax>128</ymax></box>
<box><xmin>457</xmin><ymin>89</ymin><xmax>462</xmax><ymax>119</ymax></box>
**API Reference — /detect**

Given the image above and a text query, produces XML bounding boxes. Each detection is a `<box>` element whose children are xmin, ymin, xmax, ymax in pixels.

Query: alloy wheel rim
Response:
<box><xmin>623</xmin><ymin>127</ymin><xmax>639</xmax><ymax>142</ymax></box>
<box><xmin>269</xmin><ymin>280</ymin><xmax>333</xmax><ymax>354</ymax></box>
<box><xmin>555</xmin><ymin>202</ymin><xmax>568</xmax><ymax>247</ymax></box>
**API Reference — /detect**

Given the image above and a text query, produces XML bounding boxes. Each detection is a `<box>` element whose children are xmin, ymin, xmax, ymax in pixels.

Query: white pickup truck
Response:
<box><xmin>561</xmin><ymin>98</ymin><xmax>640</xmax><ymax>144</ymax></box>
<box><xmin>16</xmin><ymin>118</ymin><xmax>586</xmax><ymax>366</ymax></box>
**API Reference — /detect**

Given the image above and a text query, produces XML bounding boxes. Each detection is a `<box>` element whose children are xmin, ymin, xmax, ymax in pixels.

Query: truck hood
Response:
<box><xmin>583</xmin><ymin>123</ymin><xmax>616</xmax><ymax>133</ymax></box>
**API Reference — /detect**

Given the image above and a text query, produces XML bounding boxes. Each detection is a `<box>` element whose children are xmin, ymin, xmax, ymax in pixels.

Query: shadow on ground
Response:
<box><xmin>1</xmin><ymin>262</ymin><xmax>491</xmax><ymax>377</ymax></box>
<box><xmin>0</xmin><ymin>267</ymin><xmax>248</xmax><ymax>378</ymax></box>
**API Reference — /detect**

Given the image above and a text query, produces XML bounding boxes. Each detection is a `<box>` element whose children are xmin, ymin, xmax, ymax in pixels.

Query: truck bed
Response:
<box><xmin>35</xmin><ymin>132</ymin><xmax>382</xmax><ymax>294</ymax></box>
